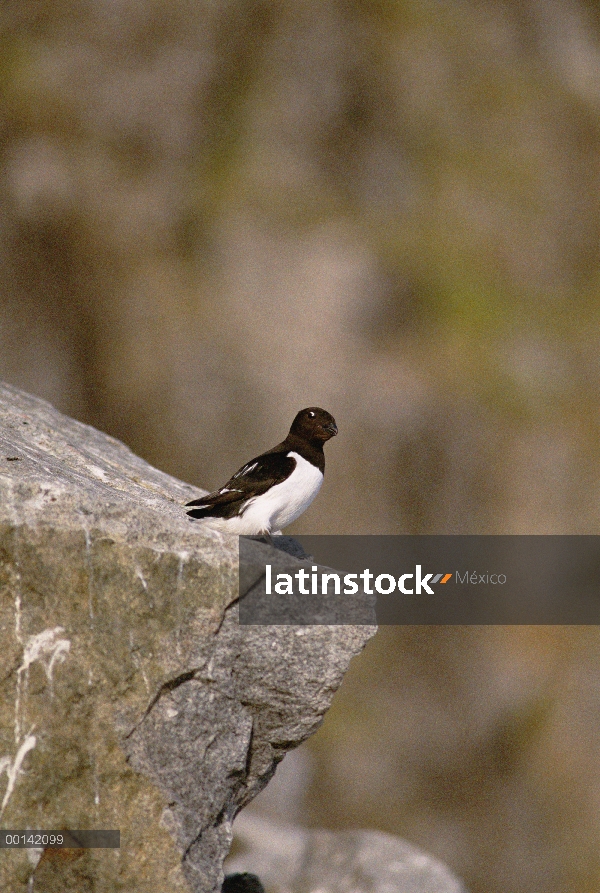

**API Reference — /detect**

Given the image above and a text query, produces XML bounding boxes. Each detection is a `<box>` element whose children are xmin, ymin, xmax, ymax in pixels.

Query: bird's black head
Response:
<box><xmin>289</xmin><ymin>407</ymin><xmax>338</xmax><ymax>443</ymax></box>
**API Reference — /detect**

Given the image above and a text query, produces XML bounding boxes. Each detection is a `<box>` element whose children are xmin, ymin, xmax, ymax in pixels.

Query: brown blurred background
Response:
<box><xmin>2</xmin><ymin>1</ymin><xmax>600</xmax><ymax>891</ymax></box>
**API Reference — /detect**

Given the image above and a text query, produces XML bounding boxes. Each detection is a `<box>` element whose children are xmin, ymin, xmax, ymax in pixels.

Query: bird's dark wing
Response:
<box><xmin>186</xmin><ymin>451</ymin><xmax>296</xmax><ymax>516</ymax></box>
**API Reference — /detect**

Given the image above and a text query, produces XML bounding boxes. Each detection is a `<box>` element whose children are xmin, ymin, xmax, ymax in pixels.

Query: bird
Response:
<box><xmin>221</xmin><ymin>873</ymin><xmax>265</xmax><ymax>893</ymax></box>
<box><xmin>186</xmin><ymin>407</ymin><xmax>337</xmax><ymax>536</ymax></box>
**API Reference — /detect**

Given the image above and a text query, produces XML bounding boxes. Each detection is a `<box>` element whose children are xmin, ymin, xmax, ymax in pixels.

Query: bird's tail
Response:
<box><xmin>186</xmin><ymin>505</ymin><xmax>213</xmax><ymax>519</ymax></box>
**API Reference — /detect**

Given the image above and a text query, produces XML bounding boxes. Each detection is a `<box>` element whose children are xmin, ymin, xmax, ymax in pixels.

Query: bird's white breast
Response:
<box><xmin>229</xmin><ymin>451</ymin><xmax>323</xmax><ymax>534</ymax></box>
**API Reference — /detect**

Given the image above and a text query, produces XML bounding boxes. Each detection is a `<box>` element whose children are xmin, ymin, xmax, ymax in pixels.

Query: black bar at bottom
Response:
<box><xmin>0</xmin><ymin>830</ymin><xmax>120</xmax><ymax>848</ymax></box>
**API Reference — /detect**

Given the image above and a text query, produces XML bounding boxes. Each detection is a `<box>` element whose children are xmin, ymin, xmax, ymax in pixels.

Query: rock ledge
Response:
<box><xmin>0</xmin><ymin>382</ymin><xmax>374</xmax><ymax>893</ymax></box>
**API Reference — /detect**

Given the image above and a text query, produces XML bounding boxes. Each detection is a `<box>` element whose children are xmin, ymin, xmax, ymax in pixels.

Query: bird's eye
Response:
<box><xmin>308</xmin><ymin>411</ymin><xmax>315</xmax><ymax>417</ymax></box>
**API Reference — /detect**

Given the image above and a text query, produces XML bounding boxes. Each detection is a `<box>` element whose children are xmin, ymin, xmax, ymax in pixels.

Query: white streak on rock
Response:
<box><xmin>129</xmin><ymin>632</ymin><xmax>150</xmax><ymax>694</ymax></box>
<box><xmin>26</xmin><ymin>845</ymin><xmax>43</xmax><ymax>867</ymax></box>
<box><xmin>175</xmin><ymin>553</ymin><xmax>189</xmax><ymax>659</ymax></box>
<box><xmin>83</xmin><ymin>526</ymin><xmax>94</xmax><ymax>622</ymax></box>
<box><xmin>94</xmin><ymin>757</ymin><xmax>100</xmax><ymax>808</ymax></box>
<box><xmin>20</xmin><ymin>627</ymin><xmax>71</xmax><ymax>686</ymax></box>
<box><xmin>14</xmin><ymin>592</ymin><xmax>22</xmax><ymax>646</ymax></box>
<box><xmin>88</xmin><ymin>465</ymin><xmax>109</xmax><ymax>481</ymax></box>
<box><xmin>0</xmin><ymin>733</ymin><xmax>37</xmax><ymax>816</ymax></box>
<box><xmin>15</xmin><ymin>628</ymin><xmax>71</xmax><ymax>742</ymax></box>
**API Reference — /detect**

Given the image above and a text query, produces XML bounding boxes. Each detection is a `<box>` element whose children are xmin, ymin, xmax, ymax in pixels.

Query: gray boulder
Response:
<box><xmin>0</xmin><ymin>381</ymin><xmax>375</xmax><ymax>893</ymax></box>
<box><xmin>226</xmin><ymin>813</ymin><xmax>467</xmax><ymax>893</ymax></box>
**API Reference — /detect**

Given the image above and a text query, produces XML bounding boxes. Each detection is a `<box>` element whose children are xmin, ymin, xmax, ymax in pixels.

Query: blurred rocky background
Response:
<box><xmin>2</xmin><ymin>1</ymin><xmax>600</xmax><ymax>891</ymax></box>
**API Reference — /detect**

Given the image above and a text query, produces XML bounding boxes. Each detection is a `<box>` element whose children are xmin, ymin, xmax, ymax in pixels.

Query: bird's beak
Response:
<box><xmin>325</xmin><ymin>422</ymin><xmax>338</xmax><ymax>436</ymax></box>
